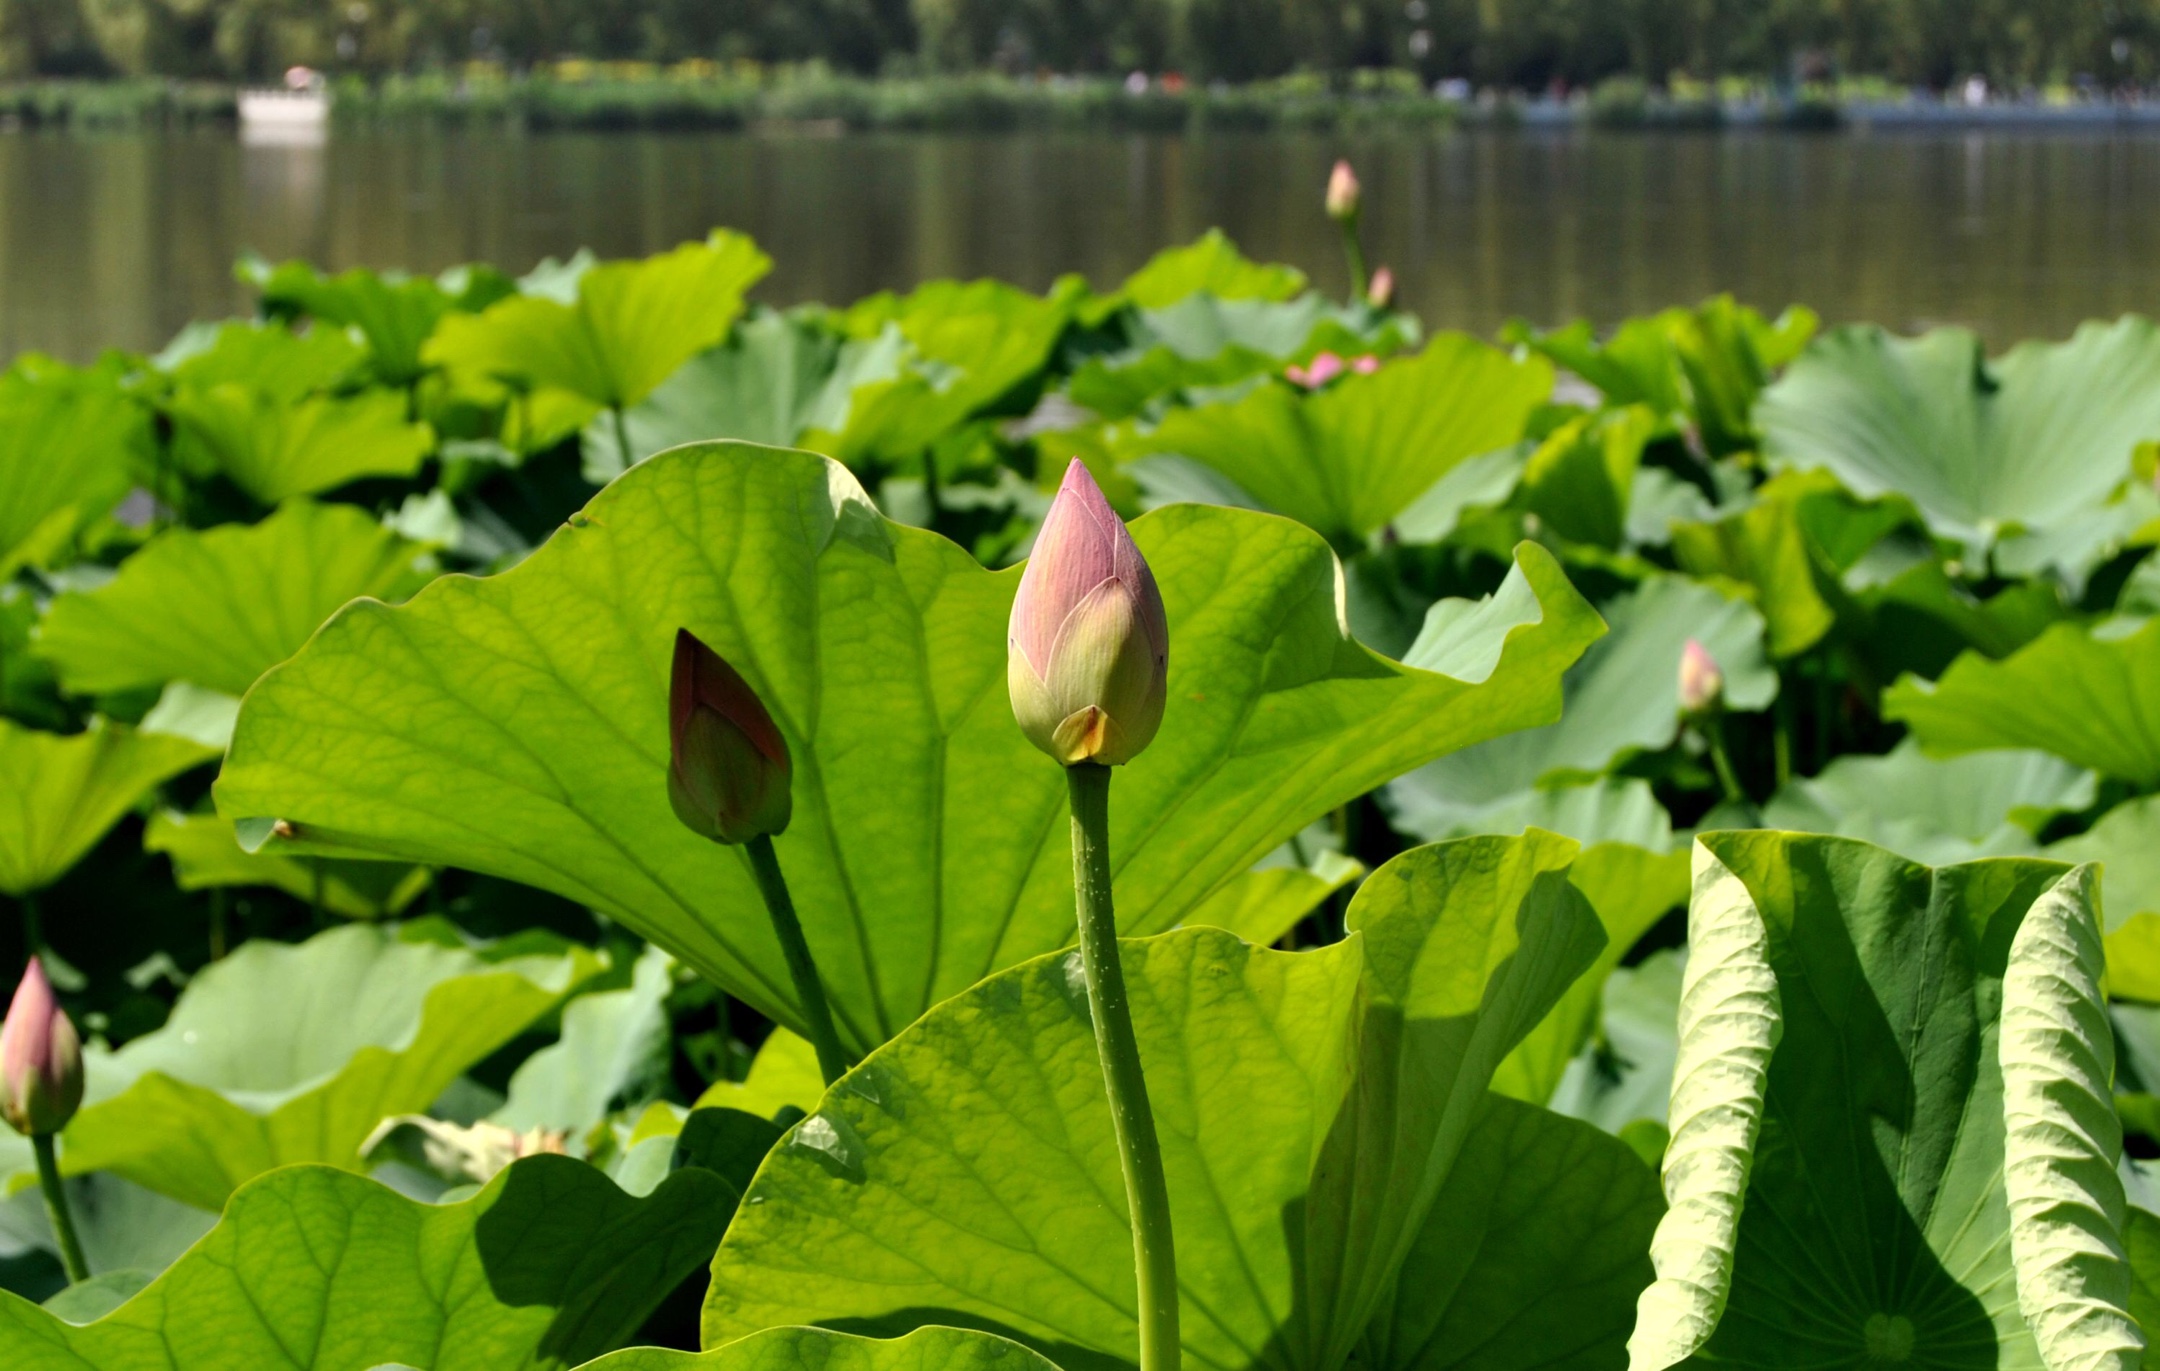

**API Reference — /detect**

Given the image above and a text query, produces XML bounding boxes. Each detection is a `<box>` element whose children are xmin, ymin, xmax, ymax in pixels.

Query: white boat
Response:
<box><xmin>239</xmin><ymin>67</ymin><xmax>330</xmax><ymax>139</ymax></box>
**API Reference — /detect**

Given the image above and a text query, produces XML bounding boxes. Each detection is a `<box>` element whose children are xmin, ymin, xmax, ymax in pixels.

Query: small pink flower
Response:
<box><xmin>1</xmin><ymin>958</ymin><xmax>82</xmax><ymax>1138</ymax></box>
<box><xmin>1366</xmin><ymin>266</ymin><xmax>1396</xmax><ymax>310</ymax></box>
<box><xmin>668</xmin><ymin>629</ymin><xmax>793</xmax><ymax>844</ymax></box>
<box><xmin>1008</xmin><ymin>460</ymin><xmax>1169</xmax><ymax>767</ymax></box>
<box><xmin>1352</xmin><ymin>354</ymin><xmax>1381</xmax><ymax>375</ymax></box>
<box><xmin>1288</xmin><ymin>352</ymin><xmax>1348</xmax><ymax>389</ymax></box>
<box><xmin>1325</xmin><ymin>160</ymin><xmax>1361</xmax><ymax>221</ymax></box>
<box><xmin>1678</xmin><ymin>638</ymin><xmax>1725</xmax><ymax>714</ymax></box>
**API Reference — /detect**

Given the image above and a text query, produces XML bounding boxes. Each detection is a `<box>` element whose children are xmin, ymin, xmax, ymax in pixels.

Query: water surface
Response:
<box><xmin>4</xmin><ymin>127</ymin><xmax>2159</xmax><ymax>361</ymax></box>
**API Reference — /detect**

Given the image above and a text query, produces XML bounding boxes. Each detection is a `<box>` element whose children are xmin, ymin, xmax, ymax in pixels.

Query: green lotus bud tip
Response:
<box><xmin>1</xmin><ymin>957</ymin><xmax>82</xmax><ymax>1138</ymax></box>
<box><xmin>668</xmin><ymin>628</ymin><xmax>793</xmax><ymax>845</ymax></box>
<box><xmin>1008</xmin><ymin>459</ymin><xmax>1170</xmax><ymax>767</ymax></box>
<box><xmin>1325</xmin><ymin>160</ymin><xmax>1361</xmax><ymax>221</ymax></box>
<box><xmin>1678</xmin><ymin>637</ymin><xmax>1724</xmax><ymax>714</ymax></box>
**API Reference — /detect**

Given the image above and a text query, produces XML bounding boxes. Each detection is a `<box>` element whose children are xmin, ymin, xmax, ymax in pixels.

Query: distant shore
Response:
<box><xmin>8</xmin><ymin>71</ymin><xmax>2160</xmax><ymax>136</ymax></box>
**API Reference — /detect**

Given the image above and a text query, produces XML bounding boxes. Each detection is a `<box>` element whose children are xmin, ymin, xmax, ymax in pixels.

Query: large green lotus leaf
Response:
<box><xmin>1884</xmin><ymin>618</ymin><xmax>2160</xmax><ymax>786</ymax></box>
<box><xmin>0</xmin><ymin>364</ymin><xmax>154</xmax><ymax>578</ymax></box>
<box><xmin>168</xmin><ymin>385</ymin><xmax>434</xmax><ymax>505</ymax></box>
<box><xmin>1628</xmin><ymin>834</ymin><xmax>2139</xmax><ymax>1371</ymax></box>
<box><xmin>1760</xmin><ymin>740</ymin><xmax>2096</xmax><ymax>866</ymax></box>
<box><xmin>144</xmin><ymin>810</ymin><xmax>429</xmax><ymax>920</ymax></box>
<box><xmin>52</xmin><ymin>922</ymin><xmax>603</xmax><ymax>1209</ymax></box>
<box><xmin>2044</xmin><ymin>797</ymin><xmax>2160</xmax><ymax>998</ymax></box>
<box><xmin>161</xmin><ymin>319</ymin><xmax>366</xmax><ymax>403</ymax></box>
<box><xmin>0</xmin><ymin>719</ymin><xmax>216</xmax><ymax>897</ymax></box>
<box><xmin>214</xmin><ymin>442</ymin><xmax>1601</xmax><ymax>1053</ymax></box>
<box><xmin>1115</xmin><ymin>336</ymin><xmax>1551</xmax><ymax>546</ymax></box>
<box><xmin>36</xmin><ymin>500</ymin><xmax>438</xmax><ymax>698</ymax></box>
<box><xmin>1179</xmin><ymin>848</ymin><xmax>1362</xmax><ymax>946</ymax></box>
<box><xmin>705</xmin><ymin>832</ymin><xmax>1612</xmax><ymax>1371</ymax></box>
<box><xmin>244</xmin><ymin>258</ymin><xmax>514</xmax><ymax>388</ymax></box>
<box><xmin>1387</xmin><ymin>575</ymin><xmax>1775</xmax><ymax>837</ymax></box>
<box><xmin>1758</xmin><ymin>318</ymin><xmax>2160</xmax><ymax>553</ymax></box>
<box><xmin>426</xmin><ymin>232</ymin><xmax>771</xmax><ymax>412</ymax></box>
<box><xmin>815</xmin><ymin>279</ymin><xmax>1079</xmax><ymax>470</ymax></box>
<box><xmin>581</xmin><ymin>1328</ymin><xmax>1065</xmax><ymax>1371</ymax></box>
<box><xmin>589</xmin><ymin>310</ymin><xmax>903</xmax><ymax>482</ymax></box>
<box><xmin>1356</xmin><ymin>1093</ymin><xmax>1662</xmax><ymax>1371</ymax></box>
<box><xmin>0</xmin><ymin>1156</ymin><xmax>733</xmax><ymax>1370</ymax></box>
<box><xmin>1112</xmin><ymin>230</ymin><xmax>1308</xmax><ymax>311</ymax></box>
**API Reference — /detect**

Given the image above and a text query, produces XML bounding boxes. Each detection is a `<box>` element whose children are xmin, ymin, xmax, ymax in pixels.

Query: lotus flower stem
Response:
<box><xmin>1066</xmin><ymin>762</ymin><xmax>1180</xmax><ymax>1371</ymax></box>
<box><xmin>745</xmin><ymin>835</ymin><xmax>851</xmax><ymax>1088</ymax></box>
<box><xmin>30</xmin><ymin>1133</ymin><xmax>87</xmax><ymax>1285</ymax></box>
<box><xmin>1706</xmin><ymin>719</ymin><xmax>1747</xmax><ymax>807</ymax></box>
<box><xmin>612</xmin><ymin>404</ymin><xmax>635</xmax><ymax>476</ymax></box>
<box><xmin>1337</xmin><ymin>222</ymin><xmax>1369</xmax><ymax>305</ymax></box>
<box><xmin>18</xmin><ymin>893</ymin><xmax>38</xmax><ymax>958</ymax></box>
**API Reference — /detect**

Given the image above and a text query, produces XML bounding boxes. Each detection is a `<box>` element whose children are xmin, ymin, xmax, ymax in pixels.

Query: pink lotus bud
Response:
<box><xmin>1352</xmin><ymin>354</ymin><xmax>1381</xmax><ymax>375</ymax></box>
<box><xmin>1009</xmin><ymin>460</ymin><xmax>1170</xmax><ymax>767</ymax></box>
<box><xmin>1678</xmin><ymin>638</ymin><xmax>1725</xmax><ymax>714</ymax></box>
<box><xmin>1366</xmin><ymin>266</ymin><xmax>1395</xmax><ymax>309</ymax></box>
<box><xmin>1287</xmin><ymin>352</ymin><xmax>1347</xmax><ymax>389</ymax></box>
<box><xmin>1</xmin><ymin>958</ymin><xmax>82</xmax><ymax>1137</ymax></box>
<box><xmin>1325</xmin><ymin>160</ymin><xmax>1361</xmax><ymax>221</ymax></box>
<box><xmin>668</xmin><ymin>629</ymin><xmax>793</xmax><ymax>844</ymax></box>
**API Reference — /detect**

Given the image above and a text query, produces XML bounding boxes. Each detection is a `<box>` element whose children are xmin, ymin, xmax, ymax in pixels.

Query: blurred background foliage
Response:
<box><xmin>8</xmin><ymin>0</ymin><xmax>2160</xmax><ymax>91</ymax></box>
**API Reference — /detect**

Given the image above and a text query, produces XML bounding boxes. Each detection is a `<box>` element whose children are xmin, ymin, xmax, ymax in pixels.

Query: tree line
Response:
<box><xmin>5</xmin><ymin>0</ymin><xmax>2159</xmax><ymax>91</ymax></box>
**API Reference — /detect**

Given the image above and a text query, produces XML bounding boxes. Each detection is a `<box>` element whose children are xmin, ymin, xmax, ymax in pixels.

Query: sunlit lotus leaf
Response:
<box><xmin>1114</xmin><ymin>336</ymin><xmax>1551</xmax><ymax>546</ymax></box>
<box><xmin>214</xmin><ymin>443</ymin><xmax>1601</xmax><ymax>1055</ymax></box>
<box><xmin>0</xmin><ymin>1157</ymin><xmax>733</xmax><ymax>1370</ymax></box>
<box><xmin>1759</xmin><ymin>317</ymin><xmax>2160</xmax><ymax>565</ymax></box>
<box><xmin>426</xmin><ymin>231</ymin><xmax>771</xmax><ymax>413</ymax></box>
<box><xmin>0</xmin><ymin>362</ymin><xmax>154</xmax><ymax>578</ymax></box>
<box><xmin>1629</xmin><ymin>835</ymin><xmax>2138</xmax><ymax>1371</ymax></box>
<box><xmin>37</xmin><ymin>500</ymin><xmax>437</xmax><ymax>698</ymax></box>
<box><xmin>52</xmin><ymin>922</ymin><xmax>602</xmax><ymax>1209</ymax></box>
<box><xmin>1884</xmin><ymin>618</ymin><xmax>2160</xmax><ymax>786</ymax></box>
<box><xmin>1388</xmin><ymin>575</ymin><xmax>1775</xmax><ymax>838</ymax></box>
<box><xmin>0</xmin><ymin>719</ymin><xmax>215</xmax><ymax>898</ymax></box>
<box><xmin>167</xmin><ymin>386</ymin><xmax>434</xmax><ymax>504</ymax></box>
<box><xmin>705</xmin><ymin>835</ymin><xmax>1645</xmax><ymax>1371</ymax></box>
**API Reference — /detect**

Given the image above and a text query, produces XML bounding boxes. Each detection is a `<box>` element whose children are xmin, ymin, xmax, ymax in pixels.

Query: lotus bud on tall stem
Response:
<box><xmin>1366</xmin><ymin>265</ymin><xmax>1396</xmax><ymax>311</ymax></box>
<box><xmin>667</xmin><ymin>628</ymin><xmax>850</xmax><ymax>1087</ymax></box>
<box><xmin>1010</xmin><ymin>459</ymin><xmax>1178</xmax><ymax>1371</ymax></box>
<box><xmin>1325</xmin><ymin>159</ymin><xmax>1369</xmax><ymax>302</ymax></box>
<box><xmin>1679</xmin><ymin>638</ymin><xmax>1746</xmax><ymax>805</ymax></box>
<box><xmin>2</xmin><ymin>957</ymin><xmax>87</xmax><ymax>1284</ymax></box>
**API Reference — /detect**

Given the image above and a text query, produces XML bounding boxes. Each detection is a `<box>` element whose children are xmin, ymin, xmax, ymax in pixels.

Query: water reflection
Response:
<box><xmin>3</xmin><ymin>127</ymin><xmax>2160</xmax><ymax>362</ymax></box>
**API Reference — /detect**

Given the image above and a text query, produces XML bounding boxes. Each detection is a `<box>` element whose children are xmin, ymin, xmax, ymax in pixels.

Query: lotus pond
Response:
<box><xmin>2</xmin><ymin>174</ymin><xmax>2159</xmax><ymax>1371</ymax></box>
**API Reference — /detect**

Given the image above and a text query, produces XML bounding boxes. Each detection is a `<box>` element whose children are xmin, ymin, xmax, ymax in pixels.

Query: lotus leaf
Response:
<box><xmin>1114</xmin><ymin>335</ymin><xmax>1551</xmax><ymax>547</ymax></box>
<box><xmin>1883</xmin><ymin>618</ymin><xmax>2160</xmax><ymax>786</ymax></box>
<box><xmin>581</xmin><ymin>1327</ymin><xmax>1065</xmax><ymax>1371</ymax></box>
<box><xmin>1628</xmin><ymin>834</ymin><xmax>2139</xmax><ymax>1371</ymax></box>
<box><xmin>213</xmin><ymin>442</ymin><xmax>1602</xmax><ymax>1055</ymax></box>
<box><xmin>0</xmin><ymin>1157</ymin><xmax>734</xmax><ymax>1370</ymax></box>
<box><xmin>0</xmin><ymin>363</ymin><xmax>154</xmax><ymax>578</ymax></box>
<box><xmin>1387</xmin><ymin>575</ymin><xmax>1774</xmax><ymax>838</ymax></box>
<box><xmin>704</xmin><ymin>833</ymin><xmax>1646</xmax><ymax>1371</ymax></box>
<box><xmin>144</xmin><ymin>810</ymin><xmax>430</xmax><ymax>919</ymax></box>
<box><xmin>1758</xmin><ymin>317</ymin><xmax>2160</xmax><ymax>560</ymax></box>
<box><xmin>52</xmin><ymin>922</ymin><xmax>603</xmax><ymax>1209</ymax></box>
<box><xmin>37</xmin><ymin>500</ymin><xmax>438</xmax><ymax>698</ymax></box>
<box><xmin>1759</xmin><ymin>740</ymin><xmax>2095</xmax><ymax>866</ymax></box>
<box><xmin>167</xmin><ymin>386</ymin><xmax>435</xmax><ymax>504</ymax></box>
<box><xmin>0</xmin><ymin>719</ymin><xmax>216</xmax><ymax>898</ymax></box>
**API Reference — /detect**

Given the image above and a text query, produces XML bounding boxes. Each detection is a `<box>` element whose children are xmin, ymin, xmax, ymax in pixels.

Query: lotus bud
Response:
<box><xmin>1287</xmin><ymin>352</ymin><xmax>1346</xmax><ymax>389</ymax></box>
<box><xmin>0</xmin><ymin>958</ymin><xmax>82</xmax><ymax>1138</ymax></box>
<box><xmin>1009</xmin><ymin>460</ymin><xmax>1170</xmax><ymax>767</ymax></box>
<box><xmin>1367</xmin><ymin>266</ymin><xmax>1396</xmax><ymax>309</ymax></box>
<box><xmin>668</xmin><ymin>628</ymin><xmax>792</xmax><ymax>844</ymax></box>
<box><xmin>1678</xmin><ymin>638</ymin><xmax>1725</xmax><ymax>715</ymax></box>
<box><xmin>1325</xmin><ymin>160</ymin><xmax>1361</xmax><ymax>222</ymax></box>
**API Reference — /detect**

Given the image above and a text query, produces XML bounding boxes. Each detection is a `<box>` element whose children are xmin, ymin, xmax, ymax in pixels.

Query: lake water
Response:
<box><xmin>5</xmin><ymin>127</ymin><xmax>2160</xmax><ymax>362</ymax></box>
